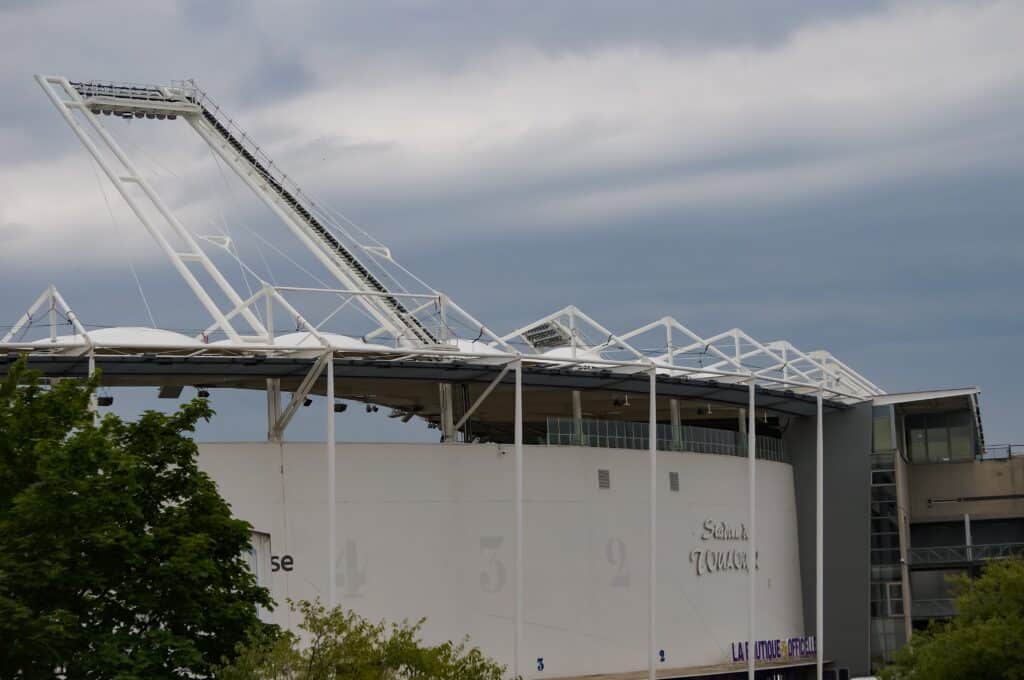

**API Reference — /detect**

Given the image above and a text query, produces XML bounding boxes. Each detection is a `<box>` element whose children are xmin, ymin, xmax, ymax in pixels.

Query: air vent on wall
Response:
<box><xmin>598</xmin><ymin>468</ymin><xmax>611</xmax><ymax>490</ymax></box>
<box><xmin>669</xmin><ymin>471</ymin><xmax>680</xmax><ymax>492</ymax></box>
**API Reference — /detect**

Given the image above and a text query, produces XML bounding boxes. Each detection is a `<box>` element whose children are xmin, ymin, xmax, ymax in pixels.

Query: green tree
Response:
<box><xmin>218</xmin><ymin>599</ymin><xmax>509</xmax><ymax>680</ymax></box>
<box><xmin>0</xmin><ymin>358</ymin><xmax>273</xmax><ymax>678</ymax></box>
<box><xmin>881</xmin><ymin>557</ymin><xmax>1024</xmax><ymax>680</ymax></box>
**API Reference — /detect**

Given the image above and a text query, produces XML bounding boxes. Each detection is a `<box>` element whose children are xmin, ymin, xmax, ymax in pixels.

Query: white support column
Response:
<box><xmin>264</xmin><ymin>284</ymin><xmax>275</xmax><ymax>344</ymax></box>
<box><xmin>48</xmin><ymin>285</ymin><xmax>57</xmax><ymax>343</ymax></box>
<box><xmin>894</xmin><ymin>417</ymin><xmax>913</xmax><ymax>643</ymax></box>
<box><xmin>965</xmin><ymin>513</ymin><xmax>973</xmax><ymax>562</ymax></box>
<box><xmin>439</xmin><ymin>383</ymin><xmax>455</xmax><ymax>442</ymax></box>
<box><xmin>747</xmin><ymin>381</ymin><xmax>756</xmax><ymax>680</ymax></box>
<box><xmin>572</xmin><ymin>390</ymin><xmax>583</xmax><ymax>445</ymax></box>
<box><xmin>267</xmin><ymin>378</ymin><xmax>281</xmax><ymax>442</ymax></box>
<box><xmin>327</xmin><ymin>354</ymin><xmax>337</xmax><ymax>609</ymax></box>
<box><xmin>670</xmin><ymin>398</ymin><xmax>681</xmax><ymax>451</ymax></box>
<box><xmin>513</xmin><ymin>360</ymin><xmax>524</xmax><ymax>680</ymax></box>
<box><xmin>816</xmin><ymin>390</ymin><xmax>824</xmax><ymax>680</ymax></box>
<box><xmin>88</xmin><ymin>350</ymin><xmax>98</xmax><ymax>425</ymax></box>
<box><xmin>649</xmin><ymin>367</ymin><xmax>657</xmax><ymax>680</ymax></box>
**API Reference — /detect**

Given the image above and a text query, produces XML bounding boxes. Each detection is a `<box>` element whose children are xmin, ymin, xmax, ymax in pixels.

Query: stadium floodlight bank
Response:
<box><xmin>1</xmin><ymin>75</ymin><xmax>1011</xmax><ymax>680</ymax></box>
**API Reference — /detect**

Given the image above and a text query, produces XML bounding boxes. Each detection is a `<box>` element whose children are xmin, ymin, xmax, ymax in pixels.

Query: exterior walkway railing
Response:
<box><xmin>545</xmin><ymin>417</ymin><xmax>788</xmax><ymax>463</ymax></box>
<box><xmin>907</xmin><ymin>542</ymin><xmax>1024</xmax><ymax>567</ymax></box>
<box><xmin>982</xmin><ymin>443</ymin><xmax>1024</xmax><ymax>460</ymax></box>
<box><xmin>912</xmin><ymin>598</ymin><xmax>956</xmax><ymax>619</ymax></box>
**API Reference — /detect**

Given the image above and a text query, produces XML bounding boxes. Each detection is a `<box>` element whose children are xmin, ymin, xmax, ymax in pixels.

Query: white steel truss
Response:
<box><xmin>17</xmin><ymin>75</ymin><xmax>882</xmax><ymax>406</ymax></box>
<box><xmin>502</xmin><ymin>310</ymin><xmax>883</xmax><ymax>401</ymax></box>
<box><xmin>35</xmin><ymin>75</ymin><xmax>502</xmax><ymax>350</ymax></box>
<box><xmin>36</xmin><ymin>76</ymin><xmax>268</xmax><ymax>344</ymax></box>
<box><xmin>1</xmin><ymin>285</ymin><xmax>92</xmax><ymax>349</ymax></box>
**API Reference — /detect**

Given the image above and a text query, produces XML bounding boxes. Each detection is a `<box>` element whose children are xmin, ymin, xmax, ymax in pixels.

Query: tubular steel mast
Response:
<box><xmin>36</xmin><ymin>75</ymin><xmax>437</xmax><ymax>346</ymax></box>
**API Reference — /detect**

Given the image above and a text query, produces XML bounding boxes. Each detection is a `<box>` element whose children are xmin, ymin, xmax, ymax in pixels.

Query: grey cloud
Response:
<box><xmin>1</xmin><ymin>0</ymin><xmax>1022</xmax><ymax>446</ymax></box>
<box><xmin>286</xmin><ymin>0</ymin><xmax>888</xmax><ymax>65</ymax></box>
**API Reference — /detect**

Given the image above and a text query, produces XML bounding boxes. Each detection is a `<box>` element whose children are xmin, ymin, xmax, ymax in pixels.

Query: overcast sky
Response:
<box><xmin>1</xmin><ymin>0</ymin><xmax>1022</xmax><ymax>445</ymax></box>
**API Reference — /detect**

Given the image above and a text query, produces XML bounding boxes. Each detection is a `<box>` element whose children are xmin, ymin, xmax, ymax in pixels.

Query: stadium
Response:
<box><xmin>2</xmin><ymin>76</ymin><xmax>1014</xmax><ymax>680</ymax></box>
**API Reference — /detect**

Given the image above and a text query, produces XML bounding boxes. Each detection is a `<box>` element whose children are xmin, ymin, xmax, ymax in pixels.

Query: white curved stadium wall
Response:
<box><xmin>199</xmin><ymin>442</ymin><xmax>805</xmax><ymax>676</ymax></box>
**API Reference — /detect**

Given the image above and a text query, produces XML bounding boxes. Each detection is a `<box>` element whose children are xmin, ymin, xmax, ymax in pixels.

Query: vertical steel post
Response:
<box><xmin>748</xmin><ymin>381</ymin><xmax>756</xmax><ymax>680</ymax></box>
<box><xmin>572</xmin><ymin>390</ymin><xmax>583</xmax><ymax>445</ymax></box>
<box><xmin>514</xmin><ymin>360</ymin><xmax>523</xmax><ymax>680</ymax></box>
<box><xmin>670</xmin><ymin>398</ymin><xmax>681</xmax><ymax>451</ymax></box>
<box><xmin>894</xmin><ymin>408</ymin><xmax>913</xmax><ymax>643</ymax></box>
<box><xmin>88</xmin><ymin>350</ymin><xmax>98</xmax><ymax>424</ymax></box>
<box><xmin>816</xmin><ymin>389</ymin><xmax>824</xmax><ymax>680</ymax></box>
<box><xmin>439</xmin><ymin>383</ymin><xmax>455</xmax><ymax>442</ymax></box>
<box><xmin>264</xmin><ymin>284</ymin><xmax>275</xmax><ymax>343</ymax></box>
<box><xmin>965</xmin><ymin>513</ymin><xmax>973</xmax><ymax>563</ymax></box>
<box><xmin>48</xmin><ymin>285</ymin><xmax>57</xmax><ymax>343</ymax></box>
<box><xmin>649</xmin><ymin>367</ymin><xmax>657</xmax><ymax>680</ymax></box>
<box><xmin>327</xmin><ymin>353</ymin><xmax>337</xmax><ymax>609</ymax></box>
<box><xmin>267</xmin><ymin>378</ymin><xmax>281</xmax><ymax>442</ymax></box>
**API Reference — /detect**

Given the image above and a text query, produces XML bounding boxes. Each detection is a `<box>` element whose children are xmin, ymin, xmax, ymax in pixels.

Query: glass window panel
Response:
<box><xmin>872</xmin><ymin>451</ymin><xmax>895</xmax><ymax>471</ymax></box>
<box><xmin>909</xmin><ymin>428</ymin><xmax>928</xmax><ymax>463</ymax></box>
<box><xmin>873</xmin><ymin>517</ymin><xmax>898</xmax><ymax>533</ymax></box>
<box><xmin>872</xmin><ymin>548</ymin><xmax>901</xmax><ymax>564</ymax></box>
<box><xmin>873</xmin><ymin>406</ymin><xmax>894</xmax><ymax>452</ymax></box>
<box><xmin>949</xmin><ymin>424</ymin><xmax>973</xmax><ymax>461</ymax></box>
<box><xmin>872</xmin><ymin>533</ymin><xmax>900</xmax><ymax>549</ymax></box>
<box><xmin>928</xmin><ymin>426</ymin><xmax>950</xmax><ymax>462</ymax></box>
<box><xmin>873</xmin><ymin>486</ymin><xmax>897</xmax><ymax>503</ymax></box>
<box><xmin>871</xmin><ymin>499</ymin><xmax>897</xmax><ymax>516</ymax></box>
<box><xmin>872</xmin><ymin>470</ymin><xmax>895</xmax><ymax>485</ymax></box>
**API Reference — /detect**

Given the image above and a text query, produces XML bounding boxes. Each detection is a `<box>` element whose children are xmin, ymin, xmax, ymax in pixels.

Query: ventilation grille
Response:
<box><xmin>669</xmin><ymin>471</ymin><xmax>680</xmax><ymax>492</ymax></box>
<box><xmin>598</xmin><ymin>468</ymin><xmax>611</xmax><ymax>490</ymax></box>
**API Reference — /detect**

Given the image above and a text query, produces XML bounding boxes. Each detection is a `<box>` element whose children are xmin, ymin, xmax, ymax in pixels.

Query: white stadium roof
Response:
<box><xmin>2</xmin><ymin>76</ymin><xmax>885</xmax><ymax>406</ymax></box>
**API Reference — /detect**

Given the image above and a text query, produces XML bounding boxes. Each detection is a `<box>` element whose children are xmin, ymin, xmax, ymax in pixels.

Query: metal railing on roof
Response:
<box><xmin>545</xmin><ymin>417</ymin><xmax>788</xmax><ymax>463</ymax></box>
<box><xmin>982</xmin><ymin>444</ymin><xmax>1024</xmax><ymax>460</ymax></box>
<box><xmin>907</xmin><ymin>542</ymin><xmax>1024</xmax><ymax>567</ymax></box>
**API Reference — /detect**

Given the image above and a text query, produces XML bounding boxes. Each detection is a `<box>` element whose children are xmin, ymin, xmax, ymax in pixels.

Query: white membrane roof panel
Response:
<box><xmin>32</xmin><ymin>327</ymin><xmax>203</xmax><ymax>348</ymax></box>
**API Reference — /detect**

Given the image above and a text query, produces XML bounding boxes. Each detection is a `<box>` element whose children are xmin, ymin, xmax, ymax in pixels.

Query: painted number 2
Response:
<box><xmin>480</xmin><ymin>536</ymin><xmax>506</xmax><ymax>592</ymax></box>
<box><xmin>606</xmin><ymin>537</ymin><xmax>629</xmax><ymax>587</ymax></box>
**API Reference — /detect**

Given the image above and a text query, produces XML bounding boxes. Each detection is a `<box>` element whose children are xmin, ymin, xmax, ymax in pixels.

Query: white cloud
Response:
<box><xmin>255</xmin><ymin>0</ymin><xmax>1024</xmax><ymax>223</ymax></box>
<box><xmin>1</xmin><ymin>0</ymin><xmax>1022</xmax><ymax>264</ymax></box>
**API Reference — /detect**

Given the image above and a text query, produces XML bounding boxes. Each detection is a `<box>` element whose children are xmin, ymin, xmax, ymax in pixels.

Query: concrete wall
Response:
<box><xmin>908</xmin><ymin>456</ymin><xmax>1024</xmax><ymax>523</ymax></box>
<box><xmin>198</xmin><ymin>442</ymin><xmax>806</xmax><ymax>678</ymax></box>
<box><xmin>785</xmin><ymin>403</ymin><xmax>872</xmax><ymax>677</ymax></box>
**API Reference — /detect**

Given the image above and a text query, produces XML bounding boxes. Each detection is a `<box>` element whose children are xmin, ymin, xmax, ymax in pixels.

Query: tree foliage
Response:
<box><xmin>217</xmin><ymin>599</ymin><xmax>509</xmax><ymax>680</ymax></box>
<box><xmin>0</xmin><ymin>358</ymin><xmax>273</xmax><ymax>678</ymax></box>
<box><xmin>881</xmin><ymin>557</ymin><xmax>1024</xmax><ymax>680</ymax></box>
